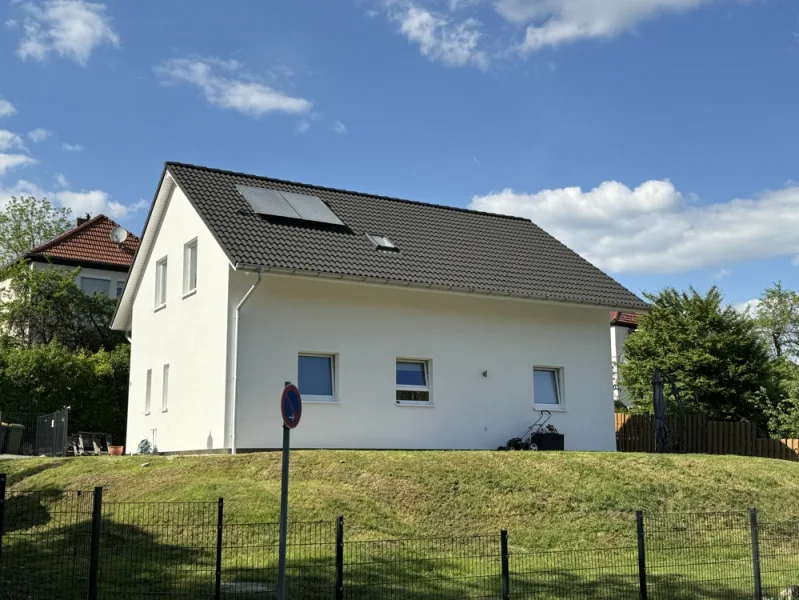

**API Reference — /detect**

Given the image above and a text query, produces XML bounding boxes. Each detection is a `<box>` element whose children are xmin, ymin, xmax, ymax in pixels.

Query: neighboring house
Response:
<box><xmin>1</xmin><ymin>214</ymin><xmax>139</xmax><ymax>300</ymax></box>
<box><xmin>610</xmin><ymin>311</ymin><xmax>641</xmax><ymax>407</ymax></box>
<box><xmin>112</xmin><ymin>162</ymin><xmax>648</xmax><ymax>454</ymax></box>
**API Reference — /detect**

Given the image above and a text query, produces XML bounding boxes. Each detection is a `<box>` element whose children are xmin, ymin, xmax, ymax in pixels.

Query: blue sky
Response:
<box><xmin>0</xmin><ymin>0</ymin><xmax>797</xmax><ymax>308</ymax></box>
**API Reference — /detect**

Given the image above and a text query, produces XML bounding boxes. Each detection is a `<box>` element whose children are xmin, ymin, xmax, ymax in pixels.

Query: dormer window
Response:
<box><xmin>366</xmin><ymin>233</ymin><xmax>397</xmax><ymax>251</ymax></box>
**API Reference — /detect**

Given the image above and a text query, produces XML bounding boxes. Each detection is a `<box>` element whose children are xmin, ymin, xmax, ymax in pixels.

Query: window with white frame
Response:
<box><xmin>162</xmin><ymin>364</ymin><xmax>170</xmax><ymax>412</ymax></box>
<box><xmin>80</xmin><ymin>277</ymin><xmax>110</xmax><ymax>297</ymax></box>
<box><xmin>145</xmin><ymin>369</ymin><xmax>152</xmax><ymax>415</ymax></box>
<box><xmin>155</xmin><ymin>257</ymin><xmax>168</xmax><ymax>308</ymax></box>
<box><xmin>298</xmin><ymin>354</ymin><xmax>336</xmax><ymax>402</ymax></box>
<box><xmin>396</xmin><ymin>359</ymin><xmax>430</xmax><ymax>404</ymax></box>
<box><xmin>183</xmin><ymin>239</ymin><xmax>197</xmax><ymax>295</ymax></box>
<box><xmin>533</xmin><ymin>367</ymin><xmax>563</xmax><ymax>408</ymax></box>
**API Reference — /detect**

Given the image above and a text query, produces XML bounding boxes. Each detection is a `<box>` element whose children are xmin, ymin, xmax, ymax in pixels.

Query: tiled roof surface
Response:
<box><xmin>27</xmin><ymin>215</ymin><xmax>139</xmax><ymax>268</ymax></box>
<box><xmin>167</xmin><ymin>162</ymin><xmax>648</xmax><ymax>310</ymax></box>
<box><xmin>610</xmin><ymin>311</ymin><xmax>641</xmax><ymax>327</ymax></box>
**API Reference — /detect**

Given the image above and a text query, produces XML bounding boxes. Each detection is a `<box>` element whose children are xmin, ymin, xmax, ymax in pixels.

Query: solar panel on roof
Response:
<box><xmin>236</xmin><ymin>185</ymin><xmax>344</xmax><ymax>226</ymax></box>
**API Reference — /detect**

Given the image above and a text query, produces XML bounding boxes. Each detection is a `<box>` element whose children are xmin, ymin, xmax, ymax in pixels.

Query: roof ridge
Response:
<box><xmin>165</xmin><ymin>161</ymin><xmax>530</xmax><ymax>222</ymax></box>
<box><xmin>27</xmin><ymin>214</ymin><xmax>107</xmax><ymax>255</ymax></box>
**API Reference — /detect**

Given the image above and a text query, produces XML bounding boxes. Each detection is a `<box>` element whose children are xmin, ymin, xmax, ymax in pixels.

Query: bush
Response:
<box><xmin>0</xmin><ymin>342</ymin><xmax>129</xmax><ymax>443</ymax></box>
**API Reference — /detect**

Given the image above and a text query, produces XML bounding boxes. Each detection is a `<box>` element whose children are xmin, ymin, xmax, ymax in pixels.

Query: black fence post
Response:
<box><xmin>636</xmin><ymin>510</ymin><xmax>648</xmax><ymax>600</ymax></box>
<box><xmin>215</xmin><ymin>498</ymin><xmax>224</xmax><ymax>600</ymax></box>
<box><xmin>88</xmin><ymin>486</ymin><xmax>103</xmax><ymax>600</ymax></box>
<box><xmin>0</xmin><ymin>473</ymin><xmax>6</xmax><ymax>562</ymax></box>
<box><xmin>750</xmin><ymin>508</ymin><xmax>763</xmax><ymax>600</ymax></box>
<box><xmin>501</xmin><ymin>530</ymin><xmax>510</xmax><ymax>600</ymax></box>
<box><xmin>336</xmin><ymin>516</ymin><xmax>344</xmax><ymax>600</ymax></box>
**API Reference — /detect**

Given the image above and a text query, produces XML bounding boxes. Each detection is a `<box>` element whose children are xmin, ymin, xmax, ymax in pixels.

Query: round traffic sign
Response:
<box><xmin>281</xmin><ymin>384</ymin><xmax>302</xmax><ymax>429</ymax></box>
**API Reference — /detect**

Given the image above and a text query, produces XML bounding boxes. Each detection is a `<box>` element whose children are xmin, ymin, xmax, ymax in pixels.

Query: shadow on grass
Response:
<box><xmin>2</xmin><ymin>460</ymin><xmax>65</xmax><ymax>486</ymax></box>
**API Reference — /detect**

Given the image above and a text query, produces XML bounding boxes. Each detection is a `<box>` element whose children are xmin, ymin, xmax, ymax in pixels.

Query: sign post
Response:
<box><xmin>276</xmin><ymin>382</ymin><xmax>302</xmax><ymax>600</ymax></box>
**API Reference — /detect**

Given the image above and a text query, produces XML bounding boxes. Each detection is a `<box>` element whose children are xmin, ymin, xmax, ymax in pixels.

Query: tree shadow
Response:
<box><xmin>2</xmin><ymin>460</ymin><xmax>65</xmax><ymax>486</ymax></box>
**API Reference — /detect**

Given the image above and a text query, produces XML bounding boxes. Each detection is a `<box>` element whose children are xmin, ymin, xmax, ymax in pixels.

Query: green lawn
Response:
<box><xmin>2</xmin><ymin>451</ymin><xmax>799</xmax><ymax>598</ymax></box>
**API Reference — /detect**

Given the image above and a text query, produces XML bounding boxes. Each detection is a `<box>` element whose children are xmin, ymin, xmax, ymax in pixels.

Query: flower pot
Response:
<box><xmin>108</xmin><ymin>445</ymin><xmax>124</xmax><ymax>456</ymax></box>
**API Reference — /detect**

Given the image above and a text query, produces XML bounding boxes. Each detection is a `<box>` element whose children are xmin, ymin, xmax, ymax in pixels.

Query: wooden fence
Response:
<box><xmin>615</xmin><ymin>413</ymin><xmax>799</xmax><ymax>461</ymax></box>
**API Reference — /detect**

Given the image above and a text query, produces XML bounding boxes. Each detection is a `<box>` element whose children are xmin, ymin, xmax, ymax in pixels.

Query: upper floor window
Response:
<box><xmin>116</xmin><ymin>280</ymin><xmax>126</xmax><ymax>298</ymax></box>
<box><xmin>183</xmin><ymin>239</ymin><xmax>197</xmax><ymax>296</ymax></box>
<box><xmin>155</xmin><ymin>257</ymin><xmax>168</xmax><ymax>309</ymax></box>
<box><xmin>81</xmin><ymin>277</ymin><xmax>110</xmax><ymax>297</ymax></box>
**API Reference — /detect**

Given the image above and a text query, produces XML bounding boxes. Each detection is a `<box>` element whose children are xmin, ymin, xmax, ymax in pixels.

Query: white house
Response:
<box><xmin>1</xmin><ymin>214</ymin><xmax>139</xmax><ymax>300</ymax></box>
<box><xmin>610</xmin><ymin>312</ymin><xmax>640</xmax><ymax>407</ymax></box>
<box><xmin>112</xmin><ymin>162</ymin><xmax>648</xmax><ymax>454</ymax></box>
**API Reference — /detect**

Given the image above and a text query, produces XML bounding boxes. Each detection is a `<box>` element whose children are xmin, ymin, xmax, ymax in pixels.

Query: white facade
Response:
<box><xmin>122</xmin><ymin>175</ymin><xmax>620</xmax><ymax>454</ymax></box>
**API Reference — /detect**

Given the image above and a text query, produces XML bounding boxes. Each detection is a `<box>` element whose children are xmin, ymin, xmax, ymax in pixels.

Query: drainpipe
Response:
<box><xmin>231</xmin><ymin>268</ymin><xmax>263</xmax><ymax>454</ymax></box>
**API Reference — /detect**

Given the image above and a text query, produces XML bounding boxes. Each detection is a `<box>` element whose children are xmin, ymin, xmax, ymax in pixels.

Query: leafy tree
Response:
<box><xmin>754</xmin><ymin>282</ymin><xmax>799</xmax><ymax>359</ymax></box>
<box><xmin>619</xmin><ymin>286</ymin><xmax>772</xmax><ymax>426</ymax></box>
<box><xmin>0</xmin><ymin>342</ymin><xmax>129</xmax><ymax>443</ymax></box>
<box><xmin>765</xmin><ymin>358</ymin><xmax>799</xmax><ymax>438</ymax></box>
<box><xmin>0</xmin><ymin>196</ymin><xmax>72</xmax><ymax>264</ymax></box>
<box><xmin>0</xmin><ymin>261</ymin><xmax>125</xmax><ymax>352</ymax></box>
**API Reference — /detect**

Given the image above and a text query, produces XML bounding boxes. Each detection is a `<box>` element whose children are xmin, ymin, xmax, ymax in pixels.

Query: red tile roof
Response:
<box><xmin>610</xmin><ymin>311</ymin><xmax>641</xmax><ymax>328</ymax></box>
<box><xmin>26</xmin><ymin>215</ymin><xmax>139</xmax><ymax>269</ymax></box>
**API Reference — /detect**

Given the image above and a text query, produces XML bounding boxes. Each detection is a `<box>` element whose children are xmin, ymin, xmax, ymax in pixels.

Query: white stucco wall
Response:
<box><xmin>125</xmin><ymin>184</ymin><xmax>231</xmax><ymax>453</ymax></box>
<box><xmin>232</xmin><ymin>273</ymin><xmax>617</xmax><ymax>452</ymax></box>
<box><xmin>610</xmin><ymin>325</ymin><xmax>633</xmax><ymax>406</ymax></box>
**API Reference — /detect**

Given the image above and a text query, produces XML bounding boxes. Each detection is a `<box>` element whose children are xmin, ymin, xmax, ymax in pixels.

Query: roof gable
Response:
<box><xmin>165</xmin><ymin>162</ymin><xmax>648</xmax><ymax>311</ymax></box>
<box><xmin>27</xmin><ymin>215</ymin><xmax>139</xmax><ymax>269</ymax></box>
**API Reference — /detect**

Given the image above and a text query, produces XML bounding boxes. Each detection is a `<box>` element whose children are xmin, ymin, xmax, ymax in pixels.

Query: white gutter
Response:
<box><xmin>231</xmin><ymin>268</ymin><xmax>263</xmax><ymax>454</ymax></box>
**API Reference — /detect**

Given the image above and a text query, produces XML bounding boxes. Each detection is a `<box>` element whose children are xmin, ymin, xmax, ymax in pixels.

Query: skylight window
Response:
<box><xmin>367</xmin><ymin>233</ymin><xmax>397</xmax><ymax>250</ymax></box>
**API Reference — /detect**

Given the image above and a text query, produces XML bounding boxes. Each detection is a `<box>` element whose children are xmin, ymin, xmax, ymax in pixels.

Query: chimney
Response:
<box><xmin>75</xmin><ymin>213</ymin><xmax>91</xmax><ymax>227</ymax></box>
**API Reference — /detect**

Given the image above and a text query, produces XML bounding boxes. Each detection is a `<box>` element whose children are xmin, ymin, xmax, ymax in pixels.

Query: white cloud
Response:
<box><xmin>27</xmin><ymin>127</ymin><xmax>51</xmax><ymax>142</ymax></box>
<box><xmin>15</xmin><ymin>0</ymin><xmax>120</xmax><ymax>65</ymax></box>
<box><xmin>0</xmin><ymin>99</ymin><xmax>16</xmax><ymax>118</ymax></box>
<box><xmin>62</xmin><ymin>142</ymin><xmax>82</xmax><ymax>151</ymax></box>
<box><xmin>6</xmin><ymin>19</ymin><xmax>18</xmax><ymax>28</ymax></box>
<box><xmin>333</xmin><ymin>120</ymin><xmax>347</xmax><ymax>135</ymax></box>
<box><xmin>469</xmin><ymin>180</ymin><xmax>799</xmax><ymax>274</ymax></box>
<box><xmin>0</xmin><ymin>178</ymin><xmax>147</xmax><ymax>219</ymax></box>
<box><xmin>391</xmin><ymin>4</ymin><xmax>488</xmax><ymax>69</ymax></box>
<box><xmin>735</xmin><ymin>298</ymin><xmax>760</xmax><ymax>314</ymax></box>
<box><xmin>492</xmin><ymin>0</ymin><xmax>712</xmax><ymax>52</ymax></box>
<box><xmin>54</xmin><ymin>172</ymin><xmax>68</xmax><ymax>187</ymax></box>
<box><xmin>154</xmin><ymin>58</ymin><xmax>312</xmax><ymax>117</ymax></box>
<box><xmin>296</xmin><ymin>121</ymin><xmax>311</xmax><ymax>134</ymax></box>
<box><xmin>0</xmin><ymin>153</ymin><xmax>37</xmax><ymax>175</ymax></box>
<box><xmin>0</xmin><ymin>131</ymin><xmax>26</xmax><ymax>151</ymax></box>
<box><xmin>793</xmin><ymin>255</ymin><xmax>799</xmax><ymax>266</ymax></box>
<box><xmin>714</xmin><ymin>268</ymin><xmax>731</xmax><ymax>280</ymax></box>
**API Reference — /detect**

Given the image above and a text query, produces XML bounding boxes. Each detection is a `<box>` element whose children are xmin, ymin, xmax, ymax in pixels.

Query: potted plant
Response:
<box><xmin>108</xmin><ymin>445</ymin><xmax>124</xmax><ymax>456</ymax></box>
<box><xmin>531</xmin><ymin>423</ymin><xmax>565</xmax><ymax>451</ymax></box>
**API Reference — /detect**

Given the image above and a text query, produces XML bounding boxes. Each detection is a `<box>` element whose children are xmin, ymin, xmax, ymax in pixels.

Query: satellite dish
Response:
<box><xmin>110</xmin><ymin>226</ymin><xmax>129</xmax><ymax>245</ymax></box>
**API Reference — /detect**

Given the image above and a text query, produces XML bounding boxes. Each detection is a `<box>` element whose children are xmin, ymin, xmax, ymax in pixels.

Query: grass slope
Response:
<box><xmin>2</xmin><ymin>452</ymin><xmax>799</xmax><ymax>599</ymax></box>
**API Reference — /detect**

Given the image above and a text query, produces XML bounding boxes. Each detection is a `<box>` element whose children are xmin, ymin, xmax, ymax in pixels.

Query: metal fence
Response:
<box><xmin>2</xmin><ymin>474</ymin><xmax>799</xmax><ymax>599</ymax></box>
<box><xmin>0</xmin><ymin>410</ymin><xmax>69</xmax><ymax>457</ymax></box>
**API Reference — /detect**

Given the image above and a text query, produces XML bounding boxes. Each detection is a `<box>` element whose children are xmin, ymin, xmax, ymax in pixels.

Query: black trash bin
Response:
<box><xmin>0</xmin><ymin>424</ymin><xmax>7</xmax><ymax>453</ymax></box>
<box><xmin>5</xmin><ymin>424</ymin><xmax>25</xmax><ymax>454</ymax></box>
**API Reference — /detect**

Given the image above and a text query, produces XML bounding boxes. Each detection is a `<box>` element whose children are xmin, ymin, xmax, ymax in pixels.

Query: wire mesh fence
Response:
<box><xmin>344</xmin><ymin>534</ymin><xmax>501</xmax><ymax>599</ymax></box>
<box><xmin>6</xmin><ymin>477</ymin><xmax>799</xmax><ymax>599</ymax></box>
<box><xmin>0</xmin><ymin>486</ymin><xmax>94</xmax><ymax>599</ymax></box>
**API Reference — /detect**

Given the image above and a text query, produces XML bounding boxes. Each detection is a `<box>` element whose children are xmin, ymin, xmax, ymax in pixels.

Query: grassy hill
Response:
<box><xmin>2</xmin><ymin>451</ymin><xmax>799</xmax><ymax>598</ymax></box>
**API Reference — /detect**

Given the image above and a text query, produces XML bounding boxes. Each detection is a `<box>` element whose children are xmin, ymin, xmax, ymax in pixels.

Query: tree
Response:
<box><xmin>0</xmin><ymin>196</ymin><xmax>72</xmax><ymax>264</ymax></box>
<box><xmin>754</xmin><ymin>282</ymin><xmax>799</xmax><ymax>359</ymax></box>
<box><xmin>619</xmin><ymin>286</ymin><xmax>772</xmax><ymax>426</ymax></box>
<box><xmin>0</xmin><ymin>261</ymin><xmax>126</xmax><ymax>352</ymax></box>
<box><xmin>765</xmin><ymin>358</ymin><xmax>799</xmax><ymax>438</ymax></box>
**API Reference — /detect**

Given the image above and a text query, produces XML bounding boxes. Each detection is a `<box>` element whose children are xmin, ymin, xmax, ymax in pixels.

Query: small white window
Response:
<box><xmin>396</xmin><ymin>359</ymin><xmax>431</xmax><ymax>404</ymax></box>
<box><xmin>116</xmin><ymin>280</ymin><xmax>125</xmax><ymax>298</ymax></box>
<box><xmin>183</xmin><ymin>239</ymin><xmax>197</xmax><ymax>295</ymax></box>
<box><xmin>298</xmin><ymin>354</ymin><xmax>336</xmax><ymax>402</ymax></box>
<box><xmin>80</xmin><ymin>277</ymin><xmax>110</xmax><ymax>297</ymax></box>
<box><xmin>161</xmin><ymin>364</ymin><xmax>169</xmax><ymax>412</ymax></box>
<box><xmin>145</xmin><ymin>369</ymin><xmax>152</xmax><ymax>415</ymax></box>
<box><xmin>534</xmin><ymin>368</ymin><xmax>563</xmax><ymax>408</ymax></box>
<box><xmin>155</xmin><ymin>257</ymin><xmax>168</xmax><ymax>309</ymax></box>
<box><xmin>366</xmin><ymin>233</ymin><xmax>397</xmax><ymax>250</ymax></box>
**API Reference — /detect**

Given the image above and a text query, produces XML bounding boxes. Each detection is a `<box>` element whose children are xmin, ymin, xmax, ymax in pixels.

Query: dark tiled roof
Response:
<box><xmin>27</xmin><ymin>215</ymin><xmax>139</xmax><ymax>268</ymax></box>
<box><xmin>610</xmin><ymin>311</ymin><xmax>641</xmax><ymax>327</ymax></box>
<box><xmin>167</xmin><ymin>162</ymin><xmax>648</xmax><ymax>310</ymax></box>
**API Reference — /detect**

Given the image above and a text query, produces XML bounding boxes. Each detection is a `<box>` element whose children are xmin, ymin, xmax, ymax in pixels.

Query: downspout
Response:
<box><xmin>231</xmin><ymin>268</ymin><xmax>263</xmax><ymax>454</ymax></box>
